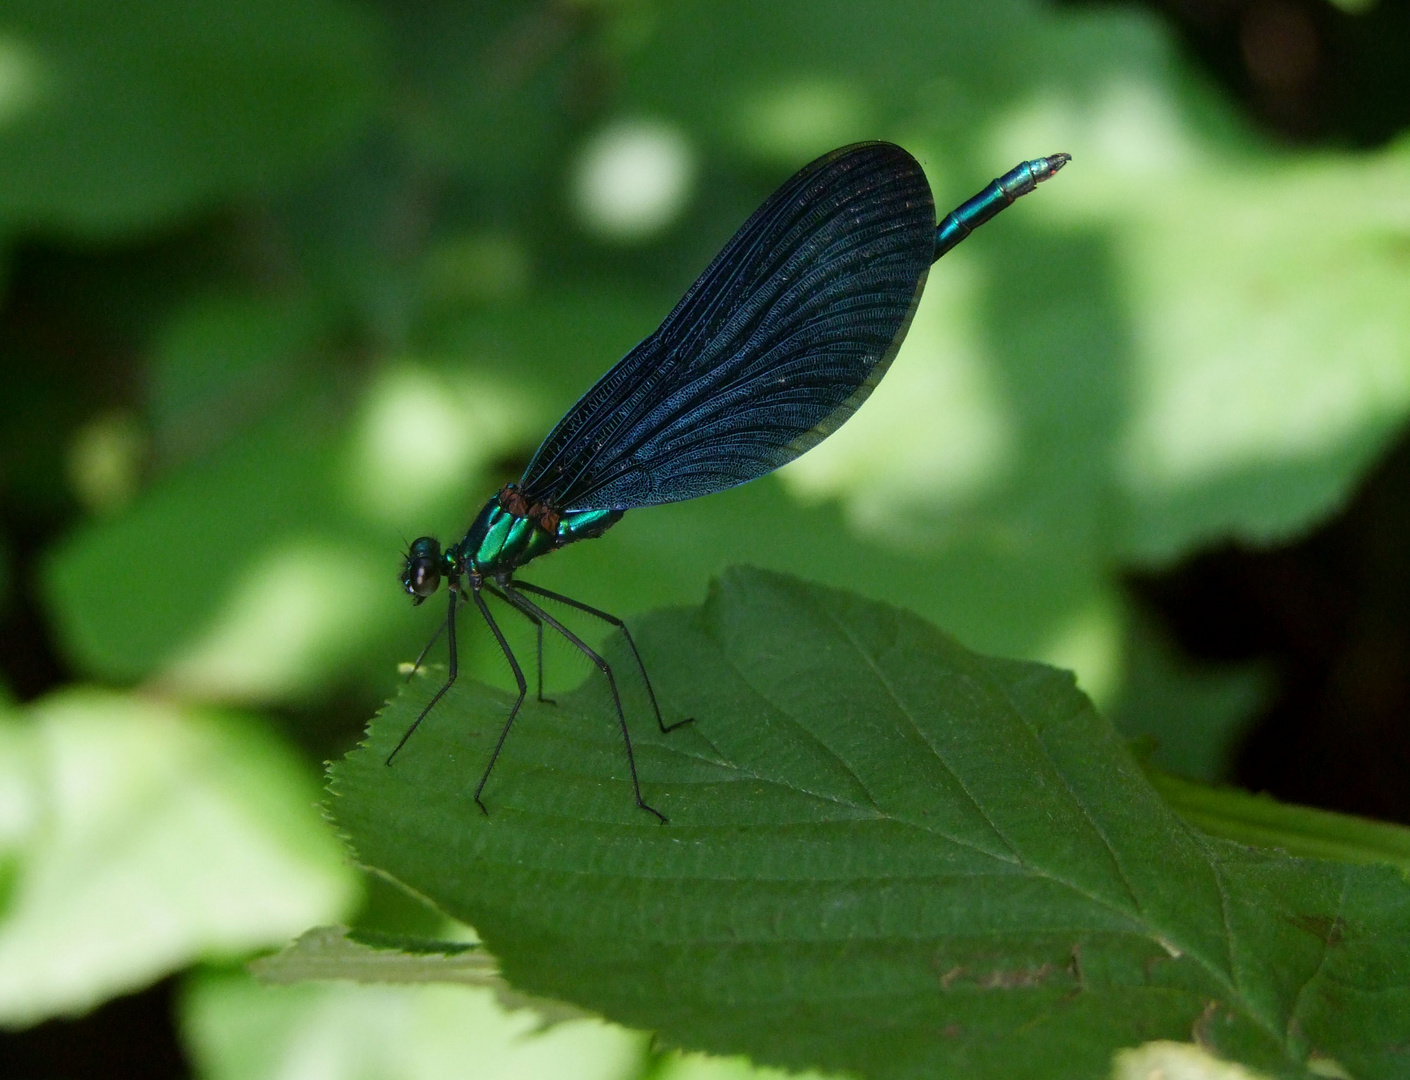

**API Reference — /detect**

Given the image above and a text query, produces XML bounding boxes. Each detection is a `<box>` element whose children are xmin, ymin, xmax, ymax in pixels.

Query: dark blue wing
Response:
<box><xmin>519</xmin><ymin>141</ymin><xmax>935</xmax><ymax>512</ymax></box>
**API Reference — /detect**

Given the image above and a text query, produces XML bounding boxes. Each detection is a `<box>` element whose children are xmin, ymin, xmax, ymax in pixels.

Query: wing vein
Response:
<box><xmin>518</xmin><ymin>142</ymin><xmax>935</xmax><ymax>511</ymax></box>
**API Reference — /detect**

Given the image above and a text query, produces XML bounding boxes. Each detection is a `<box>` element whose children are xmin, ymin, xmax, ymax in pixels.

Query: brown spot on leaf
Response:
<box><xmin>1289</xmin><ymin>914</ymin><xmax>1347</xmax><ymax>946</ymax></box>
<box><xmin>979</xmin><ymin>963</ymin><xmax>1054</xmax><ymax>990</ymax></box>
<box><xmin>1191</xmin><ymin>999</ymin><xmax>1231</xmax><ymax>1050</ymax></box>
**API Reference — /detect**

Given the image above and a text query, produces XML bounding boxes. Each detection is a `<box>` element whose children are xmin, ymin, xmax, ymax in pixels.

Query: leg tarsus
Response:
<box><xmin>404</xmin><ymin>617</ymin><xmax>445</xmax><ymax>682</ymax></box>
<box><xmin>471</xmin><ymin>588</ymin><xmax>529</xmax><ymax>814</ymax></box>
<box><xmin>387</xmin><ymin>589</ymin><xmax>461</xmax><ymax>765</ymax></box>
<box><xmin>531</xmin><ymin>613</ymin><xmax>555</xmax><ymax>704</ymax></box>
<box><xmin>512</xmin><ymin>579</ymin><xmax>684</xmax><ymax>734</ymax></box>
<box><xmin>496</xmin><ymin>582</ymin><xmax>667</xmax><ymax>822</ymax></box>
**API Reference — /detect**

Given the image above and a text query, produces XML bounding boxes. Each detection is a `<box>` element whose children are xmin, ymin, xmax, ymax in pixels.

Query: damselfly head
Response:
<box><xmin>401</xmin><ymin>536</ymin><xmax>443</xmax><ymax>605</ymax></box>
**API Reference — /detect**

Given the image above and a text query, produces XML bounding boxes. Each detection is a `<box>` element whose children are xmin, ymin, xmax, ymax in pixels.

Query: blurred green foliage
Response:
<box><xmin>1</xmin><ymin>0</ymin><xmax>1408</xmax><ymax>1076</ymax></box>
<box><xmin>0</xmin><ymin>0</ymin><xmax>382</xmax><ymax>234</ymax></box>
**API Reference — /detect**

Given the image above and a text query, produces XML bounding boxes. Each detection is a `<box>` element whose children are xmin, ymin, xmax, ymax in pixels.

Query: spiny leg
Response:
<box><xmin>518</xmin><ymin>606</ymin><xmax>554</xmax><ymax>705</ymax></box>
<box><xmin>387</xmin><ymin>588</ymin><xmax>461</xmax><ymax>765</ymax></box>
<box><xmin>471</xmin><ymin>588</ymin><xmax>529</xmax><ymax>816</ymax></box>
<box><xmin>403</xmin><ymin>616</ymin><xmax>445</xmax><ymax>681</ymax></box>
<box><xmin>493</xmin><ymin>582</ymin><xmax>667</xmax><ymax>823</ymax></box>
<box><xmin>512</xmin><ymin>579</ymin><xmax>691</xmax><ymax>734</ymax></box>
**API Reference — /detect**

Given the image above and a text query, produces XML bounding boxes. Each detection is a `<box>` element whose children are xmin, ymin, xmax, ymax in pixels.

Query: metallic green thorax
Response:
<box><xmin>455</xmin><ymin>488</ymin><xmax>623</xmax><ymax>578</ymax></box>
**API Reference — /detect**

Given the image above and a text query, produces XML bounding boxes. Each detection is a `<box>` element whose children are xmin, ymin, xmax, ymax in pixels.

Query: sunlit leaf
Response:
<box><xmin>251</xmin><ymin>926</ymin><xmax>590</xmax><ymax>1026</ymax></box>
<box><xmin>181</xmin><ymin>966</ymin><xmax>648</xmax><ymax>1080</ymax></box>
<box><xmin>0</xmin><ymin>689</ymin><xmax>357</xmax><ymax>1025</ymax></box>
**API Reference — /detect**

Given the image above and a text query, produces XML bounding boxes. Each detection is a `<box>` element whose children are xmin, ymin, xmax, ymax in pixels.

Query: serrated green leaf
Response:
<box><xmin>330</xmin><ymin>568</ymin><xmax>1410</xmax><ymax>1080</ymax></box>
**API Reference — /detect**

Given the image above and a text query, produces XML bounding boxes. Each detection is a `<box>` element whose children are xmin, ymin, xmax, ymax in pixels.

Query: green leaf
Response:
<box><xmin>250</xmin><ymin>925</ymin><xmax>591</xmax><ymax>1026</ymax></box>
<box><xmin>181</xmin><ymin>965</ymin><xmax>649</xmax><ymax>1080</ymax></box>
<box><xmin>232</xmin><ymin>929</ymin><xmax>824</xmax><ymax>1080</ymax></box>
<box><xmin>330</xmin><ymin>568</ymin><xmax>1410</xmax><ymax>1080</ymax></box>
<box><xmin>1108</xmin><ymin>611</ymin><xmax>1271</xmax><ymax>782</ymax></box>
<box><xmin>43</xmin><ymin>403</ymin><xmax>349</xmax><ymax>684</ymax></box>
<box><xmin>0</xmin><ymin>689</ymin><xmax>358</xmax><ymax>1025</ymax></box>
<box><xmin>1151</xmin><ymin>772</ymin><xmax>1410</xmax><ymax>873</ymax></box>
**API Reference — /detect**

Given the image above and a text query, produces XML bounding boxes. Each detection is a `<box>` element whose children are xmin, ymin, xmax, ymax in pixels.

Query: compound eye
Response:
<box><xmin>405</xmin><ymin>557</ymin><xmax>441</xmax><ymax>599</ymax></box>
